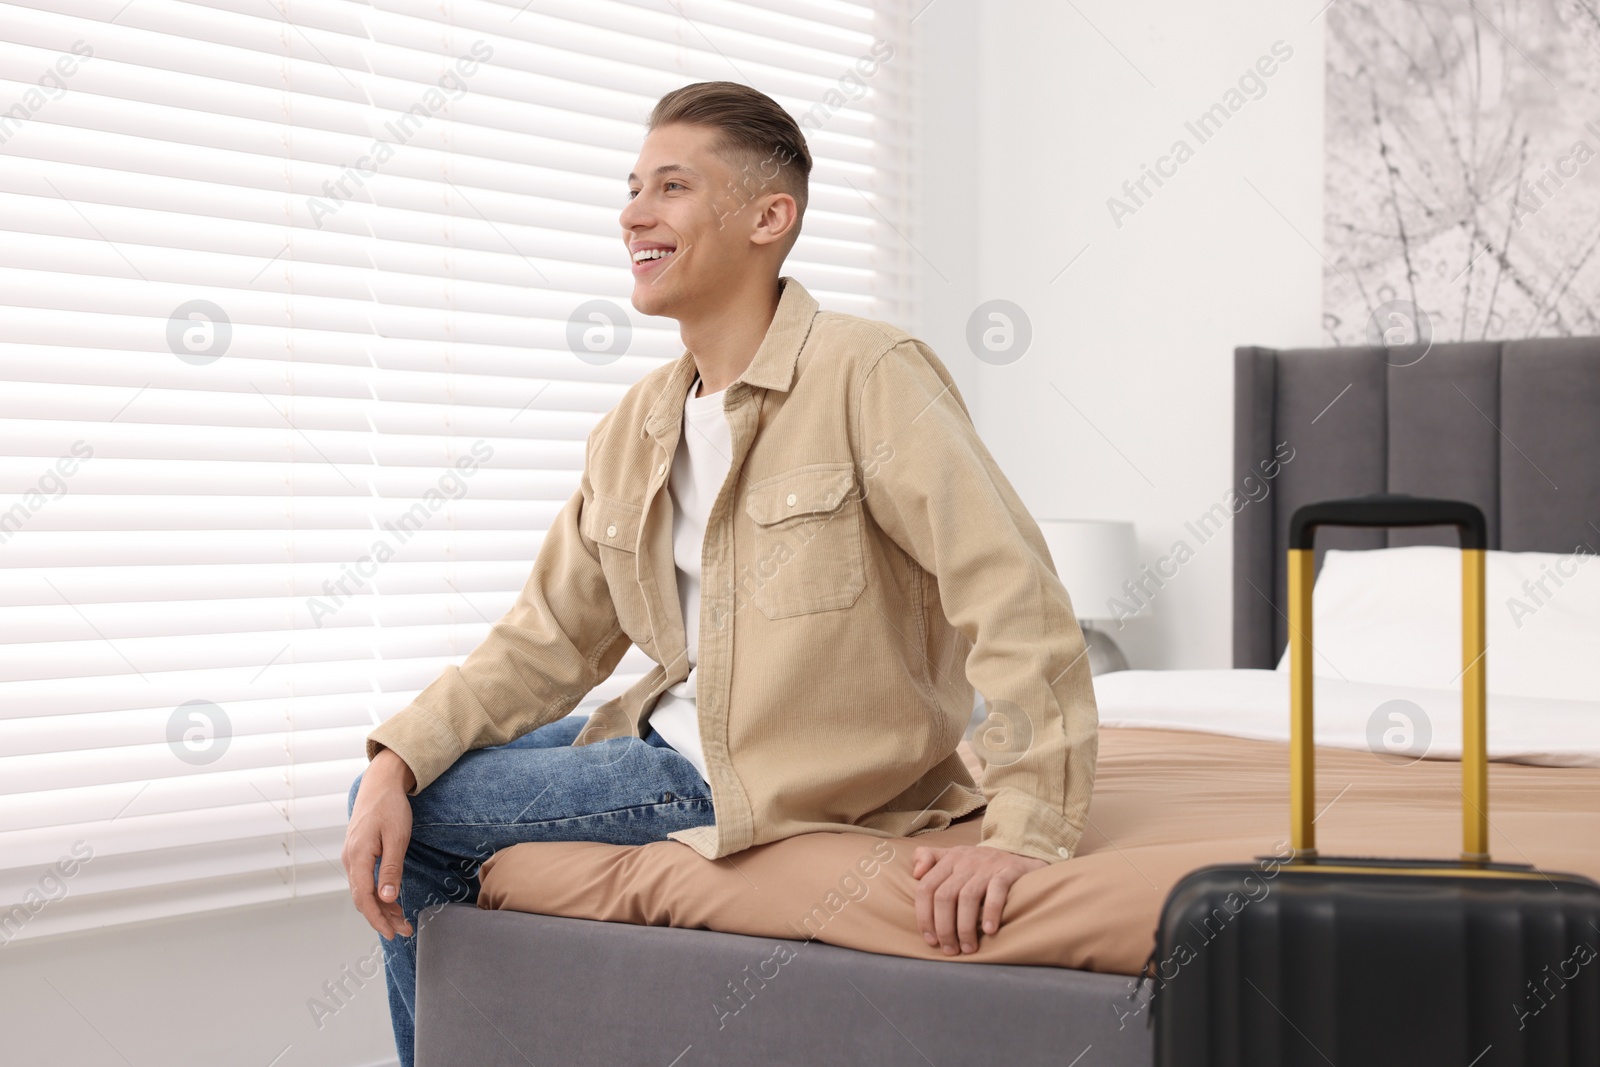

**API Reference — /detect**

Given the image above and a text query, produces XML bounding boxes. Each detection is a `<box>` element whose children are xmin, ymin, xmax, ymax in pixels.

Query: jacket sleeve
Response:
<box><xmin>364</xmin><ymin>411</ymin><xmax>633</xmax><ymax>795</ymax></box>
<box><xmin>855</xmin><ymin>339</ymin><xmax>1099</xmax><ymax>863</ymax></box>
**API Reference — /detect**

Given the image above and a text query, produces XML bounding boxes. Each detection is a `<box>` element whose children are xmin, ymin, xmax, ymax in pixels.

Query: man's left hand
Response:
<box><xmin>911</xmin><ymin>844</ymin><xmax>1048</xmax><ymax>956</ymax></box>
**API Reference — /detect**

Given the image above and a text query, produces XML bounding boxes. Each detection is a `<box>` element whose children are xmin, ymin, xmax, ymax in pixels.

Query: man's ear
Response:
<box><xmin>751</xmin><ymin>191</ymin><xmax>798</xmax><ymax>249</ymax></box>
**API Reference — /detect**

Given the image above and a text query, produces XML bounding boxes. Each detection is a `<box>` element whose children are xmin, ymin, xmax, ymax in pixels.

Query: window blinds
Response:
<box><xmin>0</xmin><ymin>0</ymin><xmax>913</xmax><ymax>942</ymax></box>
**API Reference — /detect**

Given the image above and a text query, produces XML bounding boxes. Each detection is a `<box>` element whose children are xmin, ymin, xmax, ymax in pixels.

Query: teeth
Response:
<box><xmin>633</xmin><ymin>248</ymin><xmax>676</xmax><ymax>263</ymax></box>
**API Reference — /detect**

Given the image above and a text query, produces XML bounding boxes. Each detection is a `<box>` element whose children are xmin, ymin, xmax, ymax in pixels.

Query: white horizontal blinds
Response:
<box><xmin>525</xmin><ymin>0</ymin><xmax>916</xmax><ymax>320</ymax></box>
<box><xmin>0</xmin><ymin>0</ymin><xmax>911</xmax><ymax>941</ymax></box>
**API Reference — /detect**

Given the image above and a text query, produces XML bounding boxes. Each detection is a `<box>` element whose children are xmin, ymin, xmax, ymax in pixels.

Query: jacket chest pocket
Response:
<box><xmin>741</xmin><ymin>463</ymin><xmax>866</xmax><ymax>620</ymax></box>
<box><xmin>584</xmin><ymin>493</ymin><xmax>653</xmax><ymax>649</ymax></box>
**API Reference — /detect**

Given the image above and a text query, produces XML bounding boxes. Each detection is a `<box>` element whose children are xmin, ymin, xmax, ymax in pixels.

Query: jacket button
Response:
<box><xmin>786</xmin><ymin>492</ymin><xmax>797</xmax><ymax>506</ymax></box>
<box><xmin>606</xmin><ymin>524</ymin><xmax>617</xmax><ymax>537</ymax></box>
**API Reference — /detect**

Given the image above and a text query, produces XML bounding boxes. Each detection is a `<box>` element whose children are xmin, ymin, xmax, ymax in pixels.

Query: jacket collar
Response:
<box><xmin>643</xmin><ymin>276</ymin><xmax>819</xmax><ymax>438</ymax></box>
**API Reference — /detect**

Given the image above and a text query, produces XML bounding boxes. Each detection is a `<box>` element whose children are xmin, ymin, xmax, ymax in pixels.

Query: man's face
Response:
<box><xmin>620</xmin><ymin>123</ymin><xmax>787</xmax><ymax>319</ymax></box>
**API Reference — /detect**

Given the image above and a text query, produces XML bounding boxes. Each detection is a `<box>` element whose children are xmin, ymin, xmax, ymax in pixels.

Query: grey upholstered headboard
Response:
<box><xmin>1232</xmin><ymin>337</ymin><xmax>1600</xmax><ymax>669</ymax></box>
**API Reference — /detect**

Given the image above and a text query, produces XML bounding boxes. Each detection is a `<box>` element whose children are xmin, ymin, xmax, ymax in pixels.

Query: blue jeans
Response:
<box><xmin>345</xmin><ymin>714</ymin><xmax>715</xmax><ymax>1067</ymax></box>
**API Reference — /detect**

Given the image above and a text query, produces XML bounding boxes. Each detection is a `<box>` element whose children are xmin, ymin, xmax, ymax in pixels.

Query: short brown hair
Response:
<box><xmin>648</xmin><ymin>81</ymin><xmax>812</xmax><ymax>251</ymax></box>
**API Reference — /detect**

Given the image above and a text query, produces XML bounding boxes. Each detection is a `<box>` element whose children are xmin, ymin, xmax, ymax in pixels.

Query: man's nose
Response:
<box><xmin>619</xmin><ymin>192</ymin><xmax>651</xmax><ymax>231</ymax></box>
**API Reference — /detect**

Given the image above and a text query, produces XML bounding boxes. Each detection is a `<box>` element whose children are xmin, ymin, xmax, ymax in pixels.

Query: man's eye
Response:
<box><xmin>626</xmin><ymin>182</ymin><xmax>683</xmax><ymax>201</ymax></box>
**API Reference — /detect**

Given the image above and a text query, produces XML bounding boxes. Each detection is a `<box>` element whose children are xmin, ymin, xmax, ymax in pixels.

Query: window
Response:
<box><xmin>0</xmin><ymin>1</ymin><xmax>912</xmax><ymax>941</ymax></box>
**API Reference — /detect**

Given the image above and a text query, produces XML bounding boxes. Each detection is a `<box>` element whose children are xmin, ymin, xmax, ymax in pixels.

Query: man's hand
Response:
<box><xmin>341</xmin><ymin>747</ymin><xmax>417</xmax><ymax>940</ymax></box>
<box><xmin>911</xmin><ymin>844</ymin><xmax>1048</xmax><ymax>956</ymax></box>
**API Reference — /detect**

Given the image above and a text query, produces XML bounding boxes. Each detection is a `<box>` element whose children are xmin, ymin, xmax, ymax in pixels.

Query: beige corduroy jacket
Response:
<box><xmin>366</xmin><ymin>276</ymin><xmax>1099</xmax><ymax>864</ymax></box>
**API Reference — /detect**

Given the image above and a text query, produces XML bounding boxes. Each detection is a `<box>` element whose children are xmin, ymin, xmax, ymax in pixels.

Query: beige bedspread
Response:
<box><xmin>477</xmin><ymin>728</ymin><xmax>1600</xmax><ymax>975</ymax></box>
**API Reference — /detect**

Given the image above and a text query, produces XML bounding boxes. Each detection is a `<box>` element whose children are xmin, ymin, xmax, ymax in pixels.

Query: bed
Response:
<box><xmin>412</xmin><ymin>336</ymin><xmax>1600</xmax><ymax>1067</ymax></box>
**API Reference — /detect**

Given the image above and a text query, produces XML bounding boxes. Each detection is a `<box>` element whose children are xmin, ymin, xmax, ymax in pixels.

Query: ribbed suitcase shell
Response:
<box><xmin>1152</xmin><ymin>863</ymin><xmax>1600</xmax><ymax>1066</ymax></box>
<box><xmin>1151</xmin><ymin>496</ymin><xmax>1600</xmax><ymax>1066</ymax></box>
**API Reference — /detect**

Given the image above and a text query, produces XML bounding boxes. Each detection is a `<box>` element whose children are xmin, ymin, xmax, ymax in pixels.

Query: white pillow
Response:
<box><xmin>1273</xmin><ymin>544</ymin><xmax>1600</xmax><ymax>702</ymax></box>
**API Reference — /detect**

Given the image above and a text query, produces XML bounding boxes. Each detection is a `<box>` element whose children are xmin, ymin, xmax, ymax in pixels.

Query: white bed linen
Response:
<box><xmin>1274</xmin><ymin>545</ymin><xmax>1600</xmax><ymax>702</ymax></box>
<box><xmin>1092</xmin><ymin>668</ymin><xmax>1600</xmax><ymax>768</ymax></box>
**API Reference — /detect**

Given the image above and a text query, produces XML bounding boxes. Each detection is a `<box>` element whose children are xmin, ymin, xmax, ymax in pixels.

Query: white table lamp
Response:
<box><xmin>1036</xmin><ymin>519</ymin><xmax>1139</xmax><ymax>674</ymax></box>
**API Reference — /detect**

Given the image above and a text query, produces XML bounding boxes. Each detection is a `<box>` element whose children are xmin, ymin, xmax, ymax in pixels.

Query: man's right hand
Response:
<box><xmin>341</xmin><ymin>746</ymin><xmax>417</xmax><ymax>940</ymax></box>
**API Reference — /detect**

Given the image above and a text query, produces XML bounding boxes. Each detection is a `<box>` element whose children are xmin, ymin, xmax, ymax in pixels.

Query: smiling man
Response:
<box><xmin>343</xmin><ymin>80</ymin><xmax>1098</xmax><ymax>1067</ymax></box>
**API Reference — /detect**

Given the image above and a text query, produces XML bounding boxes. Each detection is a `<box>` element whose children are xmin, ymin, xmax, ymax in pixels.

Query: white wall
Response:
<box><xmin>906</xmin><ymin>0</ymin><xmax>981</xmax><ymax>407</ymax></box>
<box><xmin>916</xmin><ymin>0</ymin><xmax>1328</xmax><ymax>669</ymax></box>
<box><xmin>0</xmin><ymin>894</ymin><xmax>397</xmax><ymax>1066</ymax></box>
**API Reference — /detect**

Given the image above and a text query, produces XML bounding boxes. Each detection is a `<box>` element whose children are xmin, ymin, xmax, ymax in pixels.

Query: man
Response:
<box><xmin>343</xmin><ymin>80</ymin><xmax>1098</xmax><ymax>1067</ymax></box>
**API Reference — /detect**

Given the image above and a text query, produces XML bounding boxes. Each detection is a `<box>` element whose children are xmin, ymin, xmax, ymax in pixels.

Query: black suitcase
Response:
<box><xmin>1150</xmin><ymin>494</ymin><xmax>1600</xmax><ymax>1067</ymax></box>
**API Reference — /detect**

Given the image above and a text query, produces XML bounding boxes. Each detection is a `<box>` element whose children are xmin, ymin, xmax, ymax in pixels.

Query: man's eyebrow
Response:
<box><xmin>626</xmin><ymin>164</ymin><xmax>702</xmax><ymax>183</ymax></box>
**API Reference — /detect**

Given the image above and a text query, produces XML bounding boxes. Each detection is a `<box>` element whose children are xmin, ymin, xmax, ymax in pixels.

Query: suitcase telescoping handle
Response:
<box><xmin>1287</xmin><ymin>494</ymin><xmax>1490</xmax><ymax>864</ymax></box>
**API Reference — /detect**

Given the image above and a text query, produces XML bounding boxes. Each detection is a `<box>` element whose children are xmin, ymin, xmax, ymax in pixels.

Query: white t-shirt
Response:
<box><xmin>643</xmin><ymin>372</ymin><xmax>731</xmax><ymax>783</ymax></box>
